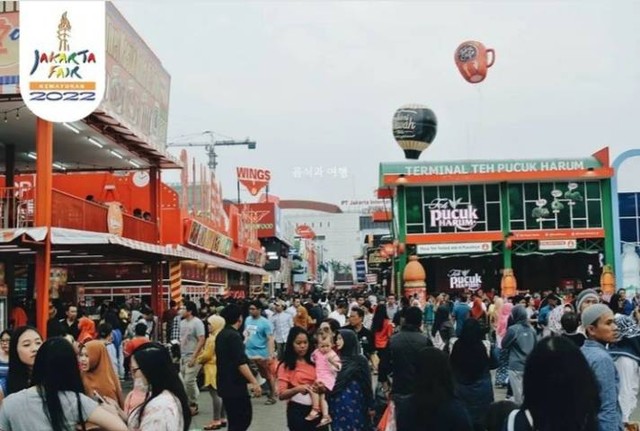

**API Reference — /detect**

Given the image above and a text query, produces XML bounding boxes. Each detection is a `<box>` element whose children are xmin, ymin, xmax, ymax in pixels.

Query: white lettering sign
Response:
<box><xmin>448</xmin><ymin>269</ymin><xmax>482</xmax><ymax>290</ymax></box>
<box><xmin>416</xmin><ymin>242</ymin><xmax>492</xmax><ymax>255</ymax></box>
<box><xmin>428</xmin><ymin>198</ymin><xmax>479</xmax><ymax>231</ymax></box>
<box><xmin>400</xmin><ymin>160</ymin><xmax>587</xmax><ymax>176</ymax></box>
<box><xmin>539</xmin><ymin>239</ymin><xmax>577</xmax><ymax>251</ymax></box>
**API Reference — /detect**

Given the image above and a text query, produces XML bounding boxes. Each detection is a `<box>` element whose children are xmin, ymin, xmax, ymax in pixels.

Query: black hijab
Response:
<box><xmin>450</xmin><ymin>319</ymin><xmax>490</xmax><ymax>383</ymax></box>
<box><xmin>333</xmin><ymin>329</ymin><xmax>373</xmax><ymax>407</ymax></box>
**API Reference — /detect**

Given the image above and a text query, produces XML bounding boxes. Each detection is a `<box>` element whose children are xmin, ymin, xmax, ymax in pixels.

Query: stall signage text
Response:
<box><xmin>382</xmin><ymin>158</ymin><xmax>600</xmax><ymax>177</ymax></box>
<box><xmin>539</xmin><ymin>239</ymin><xmax>577</xmax><ymax>251</ymax></box>
<box><xmin>417</xmin><ymin>242</ymin><xmax>492</xmax><ymax>255</ymax></box>
<box><xmin>237</xmin><ymin>166</ymin><xmax>271</xmax><ymax>196</ymax></box>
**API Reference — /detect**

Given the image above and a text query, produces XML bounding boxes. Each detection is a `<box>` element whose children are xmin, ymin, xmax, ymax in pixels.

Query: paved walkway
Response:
<box><xmin>188</xmin><ymin>384</ymin><xmax>640</xmax><ymax>430</ymax></box>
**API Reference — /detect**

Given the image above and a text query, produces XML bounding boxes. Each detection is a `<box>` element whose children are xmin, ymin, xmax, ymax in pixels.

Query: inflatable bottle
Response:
<box><xmin>621</xmin><ymin>243</ymin><xmax>640</xmax><ymax>296</ymax></box>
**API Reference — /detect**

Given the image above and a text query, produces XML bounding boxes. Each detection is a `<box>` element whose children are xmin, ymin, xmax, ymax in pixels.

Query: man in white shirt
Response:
<box><xmin>286</xmin><ymin>297</ymin><xmax>301</xmax><ymax>316</ymax></box>
<box><xmin>270</xmin><ymin>300</ymin><xmax>293</xmax><ymax>359</ymax></box>
<box><xmin>328</xmin><ymin>300</ymin><xmax>348</xmax><ymax>327</ymax></box>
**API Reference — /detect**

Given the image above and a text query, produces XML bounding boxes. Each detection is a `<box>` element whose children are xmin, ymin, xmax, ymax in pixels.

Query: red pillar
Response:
<box><xmin>34</xmin><ymin>118</ymin><xmax>53</xmax><ymax>338</ymax></box>
<box><xmin>149</xmin><ymin>168</ymin><xmax>164</xmax><ymax>319</ymax></box>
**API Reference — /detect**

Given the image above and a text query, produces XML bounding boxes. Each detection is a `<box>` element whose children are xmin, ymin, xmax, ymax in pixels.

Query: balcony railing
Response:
<box><xmin>0</xmin><ymin>187</ymin><xmax>158</xmax><ymax>243</ymax></box>
<box><xmin>122</xmin><ymin>213</ymin><xmax>158</xmax><ymax>243</ymax></box>
<box><xmin>0</xmin><ymin>186</ymin><xmax>35</xmax><ymax>229</ymax></box>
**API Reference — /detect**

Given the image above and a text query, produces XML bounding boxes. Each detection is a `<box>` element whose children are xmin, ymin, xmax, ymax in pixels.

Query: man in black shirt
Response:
<box><xmin>380</xmin><ymin>306</ymin><xmax>433</xmax><ymax>431</ymax></box>
<box><xmin>47</xmin><ymin>301</ymin><xmax>64</xmax><ymax>338</ymax></box>
<box><xmin>217</xmin><ymin>304</ymin><xmax>262</xmax><ymax>431</ymax></box>
<box><xmin>344</xmin><ymin>307</ymin><xmax>374</xmax><ymax>359</ymax></box>
<box><xmin>308</xmin><ymin>294</ymin><xmax>325</xmax><ymax>330</ymax></box>
<box><xmin>59</xmin><ymin>303</ymin><xmax>79</xmax><ymax>339</ymax></box>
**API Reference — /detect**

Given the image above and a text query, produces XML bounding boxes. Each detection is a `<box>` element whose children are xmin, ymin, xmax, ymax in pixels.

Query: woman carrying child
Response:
<box><xmin>306</xmin><ymin>328</ymin><xmax>341</xmax><ymax>427</ymax></box>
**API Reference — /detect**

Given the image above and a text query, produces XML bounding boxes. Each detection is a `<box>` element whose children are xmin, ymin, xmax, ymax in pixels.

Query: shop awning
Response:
<box><xmin>0</xmin><ymin>227</ymin><xmax>267</xmax><ymax>275</ymax></box>
<box><xmin>174</xmin><ymin>245</ymin><xmax>267</xmax><ymax>276</ymax></box>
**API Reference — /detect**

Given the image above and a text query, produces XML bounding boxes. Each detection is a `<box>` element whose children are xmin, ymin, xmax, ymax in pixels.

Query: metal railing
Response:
<box><xmin>0</xmin><ymin>187</ymin><xmax>158</xmax><ymax>243</ymax></box>
<box><xmin>0</xmin><ymin>186</ymin><xmax>35</xmax><ymax>229</ymax></box>
<box><xmin>122</xmin><ymin>213</ymin><xmax>158</xmax><ymax>243</ymax></box>
<box><xmin>52</xmin><ymin>190</ymin><xmax>108</xmax><ymax>232</ymax></box>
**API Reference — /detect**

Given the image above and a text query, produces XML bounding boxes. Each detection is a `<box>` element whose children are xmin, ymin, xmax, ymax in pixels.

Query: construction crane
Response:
<box><xmin>167</xmin><ymin>131</ymin><xmax>256</xmax><ymax>171</ymax></box>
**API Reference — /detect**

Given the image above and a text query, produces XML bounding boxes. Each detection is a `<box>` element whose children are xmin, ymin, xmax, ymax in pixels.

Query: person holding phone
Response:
<box><xmin>0</xmin><ymin>337</ymin><xmax>127</xmax><ymax>431</ymax></box>
<box><xmin>81</xmin><ymin>340</ymin><xmax>124</xmax><ymax>409</ymax></box>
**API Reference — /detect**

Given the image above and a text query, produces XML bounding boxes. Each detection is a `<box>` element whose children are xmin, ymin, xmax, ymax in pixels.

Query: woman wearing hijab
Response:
<box><xmin>78</xmin><ymin>316</ymin><xmax>96</xmax><ymax>344</ymax></box>
<box><xmin>294</xmin><ymin>306</ymin><xmax>314</xmax><ymax>331</ymax></box>
<box><xmin>450</xmin><ymin>319</ymin><xmax>497</xmax><ymax>431</ymax></box>
<box><xmin>488</xmin><ymin>297</ymin><xmax>503</xmax><ymax>344</ymax></box>
<box><xmin>197</xmin><ymin>315</ymin><xmax>227</xmax><ymax>430</ymax></box>
<box><xmin>328</xmin><ymin>329</ymin><xmax>374</xmax><ymax>431</ymax></box>
<box><xmin>495</xmin><ymin>302</ymin><xmax>513</xmax><ymax>388</ymax></box>
<box><xmin>470</xmin><ymin>297</ymin><xmax>489</xmax><ymax>335</ymax></box>
<box><xmin>0</xmin><ymin>337</ymin><xmax>127</xmax><ymax>431</ymax></box>
<box><xmin>82</xmin><ymin>340</ymin><xmax>124</xmax><ymax>408</ymax></box>
<box><xmin>609</xmin><ymin>314</ymin><xmax>640</xmax><ymax>426</ymax></box>
<box><xmin>431</xmin><ymin>305</ymin><xmax>455</xmax><ymax>353</ymax></box>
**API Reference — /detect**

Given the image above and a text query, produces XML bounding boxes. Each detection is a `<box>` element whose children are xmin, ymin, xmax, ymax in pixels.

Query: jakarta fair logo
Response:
<box><xmin>19</xmin><ymin>1</ymin><xmax>105</xmax><ymax>123</ymax></box>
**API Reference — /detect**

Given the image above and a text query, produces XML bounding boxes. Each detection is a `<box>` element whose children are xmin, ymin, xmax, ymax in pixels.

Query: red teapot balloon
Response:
<box><xmin>454</xmin><ymin>41</ymin><xmax>495</xmax><ymax>84</ymax></box>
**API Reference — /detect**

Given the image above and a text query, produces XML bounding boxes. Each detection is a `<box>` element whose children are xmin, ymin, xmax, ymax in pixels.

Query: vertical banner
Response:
<box><xmin>169</xmin><ymin>261</ymin><xmax>182</xmax><ymax>304</ymax></box>
<box><xmin>236</xmin><ymin>166</ymin><xmax>271</xmax><ymax>196</ymax></box>
<box><xmin>0</xmin><ymin>3</ymin><xmax>20</xmax><ymax>95</ymax></box>
<box><xmin>180</xmin><ymin>150</ymin><xmax>188</xmax><ymax>212</ymax></box>
<box><xmin>19</xmin><ymin>1</ymin><xmax>106</xmax><ymax>122</ymax></box>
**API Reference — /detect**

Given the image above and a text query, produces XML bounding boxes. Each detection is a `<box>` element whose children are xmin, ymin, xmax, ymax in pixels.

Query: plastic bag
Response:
<box><xmin>377</xmin><ymin>400</ymin><xmax>396</xmax><ymax>431</ymax></box>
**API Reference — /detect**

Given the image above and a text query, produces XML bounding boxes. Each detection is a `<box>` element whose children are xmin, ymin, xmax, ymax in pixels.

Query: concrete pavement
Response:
<box><xmin>188</xmin><ymin>384</ymin><xmax>640</xmax><ymax>431</ymax></box>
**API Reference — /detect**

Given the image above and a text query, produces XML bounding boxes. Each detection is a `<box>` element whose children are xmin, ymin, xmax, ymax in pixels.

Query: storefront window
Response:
<box><xmin>619</xmin><ymin>192</ymin><xmax>640</xmax><ymax>243</ymax></box>
<box><xmin>405</xmin><ymin>188</ymin><xmax>423</xmax><ymax>225</ymax></box>
<box><xmin>405</xmin><ymin>184</ymin><xmax>502</xmax><ymax>234</ymax></box>
<box><xmin>509</xmin><ymin>181</ymin><xmax>603</xmax><ymax>231</ymax></box>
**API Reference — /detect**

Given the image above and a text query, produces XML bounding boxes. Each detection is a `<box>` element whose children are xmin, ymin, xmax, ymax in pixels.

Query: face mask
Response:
<box><xmin>133</xmin><ymin>377</ymin><xmax>148</xmax><ymax>392</ymax></box>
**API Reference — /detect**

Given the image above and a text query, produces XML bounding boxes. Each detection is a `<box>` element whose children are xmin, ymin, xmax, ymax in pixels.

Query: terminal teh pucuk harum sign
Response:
<box><xmin>380</xmin><ymin>157</ymin><xmax>602</xmax><ymax>177</ymax></box>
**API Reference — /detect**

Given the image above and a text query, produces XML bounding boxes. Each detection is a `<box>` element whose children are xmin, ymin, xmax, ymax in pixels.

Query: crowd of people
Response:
<box><xmin>0</xmin><ymin>287</ymin><xmax>638</xmax><ymax>430</ymax></box>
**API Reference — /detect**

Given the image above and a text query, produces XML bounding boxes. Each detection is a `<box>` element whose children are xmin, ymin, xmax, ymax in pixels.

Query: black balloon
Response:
<box><xmin>392</xmin><ymin>104</ymin><xmax>437</xmax><ymax>159</ymax></box>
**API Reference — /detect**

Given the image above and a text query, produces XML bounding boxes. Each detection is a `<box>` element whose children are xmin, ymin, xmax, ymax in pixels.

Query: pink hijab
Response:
<box><xmin>497</xmin><ymin>302</ymin><xmax>514</xmax><ymax>339</ymax></box>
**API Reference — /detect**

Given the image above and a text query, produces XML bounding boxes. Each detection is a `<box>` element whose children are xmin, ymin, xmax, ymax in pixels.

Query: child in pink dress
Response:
<box><xmin>307</xmin><ymin>331</ymin><xmax>341</xmax><ymax>427</ymax></box>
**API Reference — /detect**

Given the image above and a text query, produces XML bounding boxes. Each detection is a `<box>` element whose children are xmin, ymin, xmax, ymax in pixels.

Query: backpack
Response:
<box><xmin>507</xmin><ymin>409</ymin><xmax>534</xmax><ymax>431</ymax></box>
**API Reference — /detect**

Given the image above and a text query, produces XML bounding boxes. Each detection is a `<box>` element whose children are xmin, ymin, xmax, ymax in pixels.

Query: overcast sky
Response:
<box><xmin>115</xmin><ymin>0</ymin><xmax>640</xmax><ymax>203</ymax></box>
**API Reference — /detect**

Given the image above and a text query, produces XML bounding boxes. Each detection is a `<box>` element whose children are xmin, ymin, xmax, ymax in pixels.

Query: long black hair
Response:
<box><xmin>609</xmin><ymin>293</ymin><xmax>623</xmax><ymax>315</ymax></box>
<box><xmin>371</xmin><ymin>304</ymin><xmax>389</xmax><ymax>333</ymax></box>
<box><xmin>414</xmin><ymin>347</ymin><xmax>455</xmax><ymax>423</ymax></box>
<box><xmin>522</xmin><ymin>336</ymin><xmax>599</xmax><ymax>431</ymax></box>
<box><xmin>6</xmin><ymin>326</ymin><xmax>41</xmax><ymax>395</ymax></box>
<box><xmin>431</xmin><ymin>305</ymin><xmax>451</xmax><ymax>337</ymax></box>
<box><xmin>132</xmin><ymin>342</ymin><xmax>191</xmax><ymax>431</ymax></box>
<box><xmin>450</xmin><ymin>318</ymin><xmax>490</xmax><ymax>383</ymax></box>
<box><xmin>280</xmin><ymin>326</ymin><xmax>313</xmax><ymax>371</ymax></box>
<box><xmin>31</xmin><ymin>337</ymin><xmax>88</xmax><ymax>431</ymax></box>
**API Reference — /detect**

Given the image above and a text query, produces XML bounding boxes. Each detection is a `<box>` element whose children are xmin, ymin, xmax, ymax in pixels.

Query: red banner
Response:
<box><xmin>243</xmin><ymin>202</ymin><xmax>276</xmax><ymax>238</ymax></box>
<box><xmin>237</xmin><ymin>166</ymin><xmax>270</xmax><ymax>196</ymax></box>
